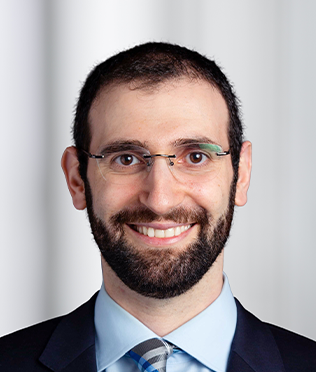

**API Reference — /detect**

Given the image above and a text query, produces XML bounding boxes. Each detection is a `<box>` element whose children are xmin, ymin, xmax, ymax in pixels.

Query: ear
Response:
<box><xmin>61</xmin><ymin>146</ymin><xmax>86</xmax><ymax>210</ymax></box>
<box><xmin>235</xmin><ymin>141</ymin><xmax>252</xmax><ymax>206</ymax></box>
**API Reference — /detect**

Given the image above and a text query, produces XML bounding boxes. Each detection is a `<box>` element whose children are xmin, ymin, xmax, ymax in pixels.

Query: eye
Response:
<box><xmin>114</xmin><ymin>154</ymin><xmax>141</xmax><ymax>166</ymax></box>
<box><xmin>186</xmin><ymin>151</ymin><xmax>208</xmax><ymax>165</ymax></box>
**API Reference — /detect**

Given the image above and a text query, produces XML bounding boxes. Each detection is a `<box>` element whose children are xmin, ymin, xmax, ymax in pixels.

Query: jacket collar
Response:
<box><xmin>39</xmin><ymin>293</ymin><xmax>98</xmax><ymax>372</ymax></box>
<box><xmin>227</xmin><ymin>299</ymin><xmax>286</xmax><ymax>372</ymax></box>
<box><xmin>38</xmin><ymin>293</ymin><xmax>286</xmax><ymax>372</ymax></box>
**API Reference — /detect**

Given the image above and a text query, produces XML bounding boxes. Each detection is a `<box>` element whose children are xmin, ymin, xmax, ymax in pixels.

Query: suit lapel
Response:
<box><xmin>227</xmin><ymin>299</ymin><xmax>286</xmax><ymax>372</ymax></box>
<box><xmin>227</xmin><ymin>351</ymin><xmax>258</xmax><ymax>372</ymax></box>
<box><xmin>37</xmin><ymin>293</ymin><xmax>288</xmax><ymax>371</ymax></box>
<box><xmin>39</xmin><ymin>293</ymin><xmax>98</xmax><ymax>372</ymax></box>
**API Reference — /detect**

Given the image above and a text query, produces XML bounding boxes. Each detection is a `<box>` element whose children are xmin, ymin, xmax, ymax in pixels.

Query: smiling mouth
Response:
<box><xmin>129</xmin><ymin>224</ymin><xmax>193</xmax><ymax>238</ymax></box>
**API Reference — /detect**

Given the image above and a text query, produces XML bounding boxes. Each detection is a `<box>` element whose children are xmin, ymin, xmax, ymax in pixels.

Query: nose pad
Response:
<box><xmin>144</xmin><ymin>154</ymin><xmax>176</xmax><ymax>168</ymax></box>
<box><xmin>144</xmin><ymin>155</ymin><xmax>179</xmax><ymax>183</ymax></box>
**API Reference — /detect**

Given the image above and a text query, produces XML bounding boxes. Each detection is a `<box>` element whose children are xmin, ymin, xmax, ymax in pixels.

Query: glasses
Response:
<box><xmin>81</xmin><ymin>143</ymin><xmax>230</xmax><ymax>185</ymax></box>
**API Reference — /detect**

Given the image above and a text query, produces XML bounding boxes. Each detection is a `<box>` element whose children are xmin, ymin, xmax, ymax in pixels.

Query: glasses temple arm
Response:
<box><xmin>79</xmin><ymin>148</ymin><xmax>104</xmax><ymax>159</ymax></box>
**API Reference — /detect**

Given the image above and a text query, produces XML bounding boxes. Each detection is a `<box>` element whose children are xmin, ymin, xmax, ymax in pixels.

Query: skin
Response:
<box><xmin>62</xmin><ymin>78</ymin><xmax>252</xmax><ymax>336</ymax></box>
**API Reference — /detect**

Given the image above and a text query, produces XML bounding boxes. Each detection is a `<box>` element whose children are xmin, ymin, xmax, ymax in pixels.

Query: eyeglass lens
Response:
<box><xmin>95</xmin><ymin>143</ymin><xmax>228</xmax><ymax>185</ymax></box>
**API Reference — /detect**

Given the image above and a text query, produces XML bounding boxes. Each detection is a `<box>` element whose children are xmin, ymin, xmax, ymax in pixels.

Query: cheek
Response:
<box><xmin>87</xmin><ymin>162</ymin><xmax>139</xmax><ymax>217</ymax></box>
<box><xmin>188</xmin><ymin>177</ymin><xmax>231</xmax><ymax>218</ymax></box>
<box><xmin>92</xmin><ymin>181</ymin><xmax>141</xmax><ymax>219</ymax></box>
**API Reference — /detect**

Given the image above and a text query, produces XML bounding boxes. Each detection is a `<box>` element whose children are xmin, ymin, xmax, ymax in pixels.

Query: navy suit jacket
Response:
<box><xmin>1</xmin><ymin>293</ymin><xmax>315</xmax><ymax>371</ymax></box>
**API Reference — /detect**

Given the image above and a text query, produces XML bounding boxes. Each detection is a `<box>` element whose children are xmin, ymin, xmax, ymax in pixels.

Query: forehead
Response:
<box><xmin>89</xmin><ymin>78</ymin><xmax>229</xmax><ymax>151</ymax></box>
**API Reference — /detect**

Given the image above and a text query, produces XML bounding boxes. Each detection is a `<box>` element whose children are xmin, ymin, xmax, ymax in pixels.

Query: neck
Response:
<box><xmin>101</xmin><ymin>253</ymin><xmax>224</xmax><ymax>337</ymax></box>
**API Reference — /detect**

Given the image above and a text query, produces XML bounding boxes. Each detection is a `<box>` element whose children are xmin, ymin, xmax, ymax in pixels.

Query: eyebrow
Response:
<box><xmin>173</xmin><ymin>137</ymin><xmax>220</xmax><ymax>147</ymax></box>
<box><xmin>98</xmin><ymin>137</ymin><xmax>219</xmax><ymax>154</ymax></box>
<box><xmin>98</xmin><ymin>140</ymin><xmax>147</xmax><ymax>154</ymax></box>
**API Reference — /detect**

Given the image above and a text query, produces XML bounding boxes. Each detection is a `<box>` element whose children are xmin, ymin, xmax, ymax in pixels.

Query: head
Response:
<box><xmin>73</xmin><ymin>42</ymin><xmax>244</xmax><ymax>185</ymax></box>
<box><xmin>63</xmin><ymin>42</ymin><xmax>251</xmax><ymax>299</ymax></box>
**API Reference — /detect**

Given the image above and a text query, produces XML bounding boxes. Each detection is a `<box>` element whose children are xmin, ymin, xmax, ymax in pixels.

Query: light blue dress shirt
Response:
<box><xmin>94</xmin><ymin>273</ymin><xmax>237</xmax><ymax>372</ymax></box>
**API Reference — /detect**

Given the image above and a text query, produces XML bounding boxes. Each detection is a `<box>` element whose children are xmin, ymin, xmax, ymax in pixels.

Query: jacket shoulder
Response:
<box><xmin>232</xmin><ymin>299</ymin><xmax>316</xmax><ymax>372</ymax></box>
<box><xmin>267</xmin><ymin>322</ymin><xmax>316</xmax><ymax>370</ymax></box>
<box><xmin>0</xmin><ymin>316</ymin><xmax>63</xmax><ymax>370</ymax></box>
<box><xmin>0</xmin><ymin>292</ymin><xmax>98</xmax><ymax>371</ymax></box>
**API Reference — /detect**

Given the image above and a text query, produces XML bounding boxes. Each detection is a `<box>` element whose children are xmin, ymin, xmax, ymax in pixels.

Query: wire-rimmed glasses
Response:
<box><xmin>81</xmin><ymin>142</ymin><xmax>230</xmax><ymax>185</ymax></box>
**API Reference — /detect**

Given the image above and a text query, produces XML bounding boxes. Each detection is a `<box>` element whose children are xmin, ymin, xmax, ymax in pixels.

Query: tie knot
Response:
<box><xmin>129</xmin><ymin>338</ymin><xmax>174</xmax><ymax>372</ymax></box>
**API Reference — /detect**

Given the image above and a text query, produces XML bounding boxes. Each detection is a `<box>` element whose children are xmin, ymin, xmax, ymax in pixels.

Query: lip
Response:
<box><xmin>125</xmin><ymin>223</ymin><xmax>196</xmax><ymax>247</ymax></box>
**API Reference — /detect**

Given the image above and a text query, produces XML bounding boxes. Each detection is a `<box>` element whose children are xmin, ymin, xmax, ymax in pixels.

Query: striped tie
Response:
<box><xmin>129</xmin><ymin>338</ymin><xmax>174</xmax><ymax>372</ymax></box>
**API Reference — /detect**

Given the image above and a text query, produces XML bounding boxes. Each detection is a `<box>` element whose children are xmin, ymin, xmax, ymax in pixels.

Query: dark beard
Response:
<box><xmin>85</xmin><ymin>181</ymin><xmax>236</xmax><ymax>299</ymax></box>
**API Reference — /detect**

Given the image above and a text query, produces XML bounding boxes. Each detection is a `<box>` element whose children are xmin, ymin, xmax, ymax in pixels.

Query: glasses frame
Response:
<box><xmin>80</xmin><ymin>147</ymin><xmax>230</xmax><ymax>163</ymax></box>
<box><xmin>79</xmin><ymin>144</ymin><xmax>230</xmax><ymax>183</ymax></box>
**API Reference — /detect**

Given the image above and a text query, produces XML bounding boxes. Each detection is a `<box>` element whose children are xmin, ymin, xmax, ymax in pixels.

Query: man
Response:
<box><xmin>0</xmin><ymin>42</ymin><xmax>315</xmax><ymax>371</ymax></box>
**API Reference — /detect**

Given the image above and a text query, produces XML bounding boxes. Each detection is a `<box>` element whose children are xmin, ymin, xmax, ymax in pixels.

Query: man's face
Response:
<box><xmin>86</xmin><ymin>79</ymin><xmax>235</xmax><ymax>298</ymax></box>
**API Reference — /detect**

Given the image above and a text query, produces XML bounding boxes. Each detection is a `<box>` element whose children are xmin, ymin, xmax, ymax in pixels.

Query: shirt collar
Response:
<box><xmin>164</xmin><ymin>273</ymin><xmax>237</xmax><ymax>371</ymax></box>
<box><xmin>94</xmin><ymin>283</ymin><xmax>157</xmax><ymax>371</ymax></box>
<box><xmin>94</xmin><ymin>273</ymin><xmax>236</xmax><ymax>372</ymax></box>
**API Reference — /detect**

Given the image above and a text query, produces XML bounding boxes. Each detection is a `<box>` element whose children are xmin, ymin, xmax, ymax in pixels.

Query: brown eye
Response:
<box><xmin>188</xmin><ymin>152</ymin><xmax>204</xmax><ymax>164</ymax></box>
<box><xmin>114</xmin><ymin>154</ymin><xmax>140</xmax><ymax>166</ymax></box>
<box><xmin>120</xmin><ymin>155</ymin><xmax>133</xmax><ymax>165</ymax></box>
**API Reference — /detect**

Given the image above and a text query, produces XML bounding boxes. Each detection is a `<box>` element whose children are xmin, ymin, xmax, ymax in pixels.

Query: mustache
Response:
<box><xmin>110</xmin><ymin>206</ymin><xmax>210</xmax><ymax>226</ymax></box>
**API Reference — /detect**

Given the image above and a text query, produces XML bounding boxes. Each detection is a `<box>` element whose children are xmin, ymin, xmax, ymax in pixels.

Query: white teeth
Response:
<box><xmin>155</xmin><ymin>229</ymin><xmax>165</xmax><ymax>238</ymax></box>
<box><xmin>134</xmin><ymin>224</ymin><xmax>191</xmax><ymax>238</ymax></box>
<box><xmin>147</xmin><ymin>227</ymin><xmax>155</xmax><ymax>238</ymax></box>
<box><xmin>165</xmin><ymin>228</ymin><xmax>175</xmax><ymax>238</ymax></box>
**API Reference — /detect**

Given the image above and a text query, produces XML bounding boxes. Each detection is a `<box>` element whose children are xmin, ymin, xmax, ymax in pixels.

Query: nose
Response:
<box><xmin>138</xmin><ymin>157</ymin><xmax>186</xmax><ymax>216</ymax></box>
